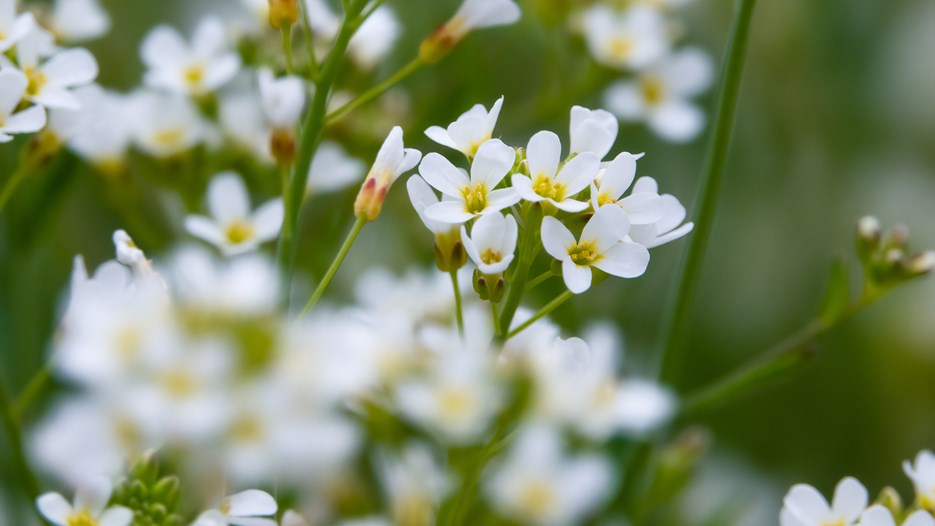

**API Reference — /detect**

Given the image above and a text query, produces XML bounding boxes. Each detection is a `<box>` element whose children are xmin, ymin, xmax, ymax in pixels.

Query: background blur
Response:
<box><xmin>2</xmin><ymin>0</ymin><xmax>935</xmax><ymax>523</ymax></box>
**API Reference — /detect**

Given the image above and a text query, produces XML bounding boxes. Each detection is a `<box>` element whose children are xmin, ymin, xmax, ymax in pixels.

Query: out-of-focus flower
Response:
<box><xmin>568</xmin><ymin>105</ymin><xmax>619</xmax><ymax>160</ymax></box>
<box><xmin>48</xmin><ymin>84</ymin><xmax>133</xmax><ymax>171</ymax></box>
<box><xmin>605</xmin><ymin>47</ymin><xmax>714</xmax><ymax>142</ymax></box>
<box><xmin>349</xmin><ymin>6</ymin><xmax>400</xmax><ymax>71</ymax></box>
<box><xmin>37</xmin><ymin>477</ymin><xmax>133</xmax><ymax>526</ymax></box>
<box><xmin>419</xmin><ymin>138</ymin><xmax>519</xmax><ymax>224</ymax></box>
<box><xmin>257</xmin><ymin>68</ymin><xmax>305</xmax><ymax>128</ymax></box>
<box><xmin>905</xmin><ymin>451</ymin><xmax>935</xmax><ymax>510</ymax></box>
<box><xmin>185</xmin><ymin>172</ymin><xmax>284</xmax><ymax>256</ymax></box>
<box><xmin>0</xmin><ymin>0</ymin><xmax>34</xmax><ymax>52</ymax></box>
<box><xmin>193</xmin><ymin>489</ymin><xmax>278</xmax><ymax>526</ymax></box>
<box><xmin>485</xmin><ymin>425</ymin><xmax>612</xmax><ymax>526</ymax></box>
<box><xmin>512</xmin><ymin>131</ymin><xmax>599</xmax><ymax>212</ymax></box>
<box><xmin>354</xmin><ymin>126</ymin><xmax>422</xmax><ymax>221</ymax></box>
<box><xmin>130</xmin><ymin>91</ymin><xmax>208</xmax><ymax>157</ymax></box>
<box><xmin>16</xmin><ymin>26</ymin><xmax>98</xmax><ymax>110</ymax></box>
<box><xmin>856</xmin><ymin>506</ymin><xmax>935</xmax><ymax>526</ymax></box>
<box><xmin>582</xmin><ymin>5</ymin><xmax>669</xmax><ymax>71</ymax></box>
<box><xmin>541</xmin><ymin>205</ymin><xmax>649</xmax><ymax>294</ymax></box>
<box><xmin>420</xmin><ymin>0</ymin><xmax>521</xmax><ymax>62</ymax></box>
<box><xmin>377</xmin><ymin>444</ymin><xmax>451</xmax><ymax>526</ymax></box>
<box><xmin>780</xmin><ymin>477</ymin><xmax>867</xmax><ymax>526</ymax></box>
<box><xmin>49</xmin><ymin>0</ymin><xmax>111</xmax><ymax>43</ymax></box>
<box><xmin>219</xmin><ymin>90</ymin><xmax>272</xmax><ymax>162</ymax></box>
<box><xmin>0</xmin><ymin>69</ymin><xmax>46</xmax><ymax>142</ymax></box>
<box><xmin>626</xmin><ymin>176</ymin><xmax>694</xmax><ymax>248</ymax></box>
<box><xmin>141</xmin><ymin>17</ymin><xmax>241</xmax><ymax>96</ymax></box>
<box><xmin>425</xmin><ymin>96</ymin><xmax>504</xmax><ymax>159</ymax></box>
<box><xmin>306</xmin><ymin>141</ymin><xmax>366</xmax><ymax>194</ymax></box>
<box><xmin>462</xmin><ymin>211</ymin><xmax>518</xmax><ymax>275</ymax></box>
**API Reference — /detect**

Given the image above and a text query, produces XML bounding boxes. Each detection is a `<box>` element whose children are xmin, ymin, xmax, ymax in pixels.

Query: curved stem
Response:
<box><xmin>281</xmin><ymin>26</ymin><xmax>295</xmax><ymax>74</ymax></box>
<box><xmin>450</xmin><ymin>270</ymin><xmax>465</xmax><ymax>337</ymax></box>
<box><xmin>657</xmin><ymin>0</ymin><xmax>758</xmax><ymax>386</ymax></box>
<box><xmin>325</xmin><ymin>57</ymin><xmax>423</xmax><ymax>125</ymax></box>
<box><xmin>298</xmin><ymin>216</ymin><xmax>367</xmax><ymax>316</ymax></box>
<box><xmin>524</xmin><ymin>271</ymin><xmax>553</xmax><ymax>292</ymax></box>
<box><xmin>14</xmin><ymin>363</ymin><xmax>53</xmax><ymax>421</ymax></box>
<box><xmin>505</xmin><ymin>290</ymin><xmax>573</xmax><ymax>340</ymax></box>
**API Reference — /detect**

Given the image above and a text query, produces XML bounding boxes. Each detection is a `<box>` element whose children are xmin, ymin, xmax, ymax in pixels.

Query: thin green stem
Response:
<box><xmin>0</xmin><ymin>163</ymin><xmax>31</xmax><ymax>213</ymax></box>
<box><xmin>524</xmin><ymin>271</ymin><xmax>553</xmax><ymax>292</ymax></box>
<box><xmin>325</xmin><ymin>57</ymin><xmax>423</xmax><ymax>125</ymax></box>
<box><xmin>298</xmin><ymin>0</ymin><xmax>319</xmax><ymax>81</ymax></box>
<box><xmin>450</xmin><ymin>270</ymin><xmax>465</xmax><ymax>337</ymax></box>
<box><xmin>14</xmin><ymin>363</ymin><xmax>53</xmax><ymax>421</ymax></box>
<box><xmin>0</xmin><ymin>375</ymin><xmax>41</xmax><ymax>510</ymax></box>
<box><xmin>299</xmin><ymin>216</ymin><xmax>367</xmax><ymax>316</ymax></box>
<box><xmin>506</xmin><ymin>290</ymin><xmax>573</xmax><ymax>340</ymax></box>
<box><xmin>657</xmin><ymin>0</ymin><xmax>758</xmax><ymax>387</ymax></box>
<box><xmin>281</xmin><ymin>26</ymin><xmax>295</xmax><ymax>74</ymax></box>
<box><xmin>498</xmin><ymin>206</ymin><xmax>543</xmax><ymax>337</ymax></box>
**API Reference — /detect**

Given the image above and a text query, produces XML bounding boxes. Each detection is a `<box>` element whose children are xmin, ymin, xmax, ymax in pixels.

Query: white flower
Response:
<box><xmin>626</xmin><ymin>176</ymin><xmax>694</xmax><ymax>248</ymax></box>
<box><xmin>165</xmin><ymin>246</ymin><xmax>279</xmax><ymax>316</ymax></box>
<box><xmin>49</xmin><ymin>84</ymin><xmax>132</xmax><ymax>169</ymax></box>
<box><xmin>447</xmin><ymin>0</ymin><xmax>522</xmax><ymax>40</ymax></box>
<box><xmin>461</xmin><ymin>212</ymin><xmax>517</xmax><ymax>275</ymax></box>
<box><xmin>193</xmin><ymin>490</ymin><xmax>278</xmax><ymax>526</ymax></box>
<box><xmin>780</xmin><ymin>477</ymin><xmax>867</xmax><ymax>526</ymax></box>
<box><xmin>582</xmin><ymin>5</ymin><xmax>670</xmax><ymax>71</ymax></box>
<box><xmin>569</xmin><ymin>105</ymin><xmax>619</xmax><ymax>160</ymax></box>
<box><xmin>377</xmin><ymin>444</ymin><xmax>451</xmax><ymax>524</ymax></box>
<box><xmin>485</xmin><ymin>425</ymin><xmax>612</xmax><ymax>526</ymax></box>
<box><xmin>15</xmin><ymin>27</ymin><xmax>99</xmax><ymax>110</ymax></box>
<box><xmin>37</xmin><ymin>477</ymin><xmax>133</xmax><ymax>526</ymax></box>
<box><xmin>419</xmin><ymin>138</ymin><xmax>519</xmax><ymax>224</ymax></box>
<box><xmin>424</xmin><ymin>96</ymin><xmax>504</xmax><ymax>159</ymax></box>
<box><xmin>141</xmin><ymin>17</ymin><xmax>241</xmax><ymax>96</ymax></box>
<box><xmin>407</xmin><ymin>175</ymin><xmax>457</xmax><ymax>236</ymax></box>
<box><xmin>349</xmin><ymin>6</ymin><xmax>400</xmax><ymax>70</ymax></box>
<box><xmin>541</xmin><ymin>205</ymin><xmax>650</xmax><ymax>294</ymax></box>
<box><xmin>185</xmin><ymin>172</ymin><xmax>284</xmax><ymax>256</ymax></box>
<box><xmin>257</xmin><ymin>68</ymin><xmax>305</xmax><ymax>128</ymax></box>
<box><xmin>0</xmin><ymin>69</ymin><xmax>46</xmax><ymax>142</ymax></box>
<box><xmin>590</xmin><ymin>152</ymin><xmax>667</xmax><ymax>225</ymax></box>
<box><xmin>905</xmin><ymin>450</ymin><xmax>935</xmax><ymax>510</ymax></box>
<box><xmin>856</xmin><ymin>506</ymin><xmax>935</xmax><ymax>526</ymax></box>
<box><xmin>511</xmin><ymin>131</ymin><xmax>599</xmax><ymax>212</ymax></box>
<box><xmin>219</xmin><ymin>90</ymin><xmax>272</xmax><ymax>162</ymax></box>
<box><xmin>50</xmin><ymin>0</ymin><xmax>111</xmax><ymax>43</ymax></box>
<box><xmin>307</xmin><ymin>141</ymin><xmax>366</xmax><ymax>194</ymax></box>
<box><xmin>130</xmin><ymin>91</ymin><xmax>208</xmax><ymax>157</ymax></box>
<box><xmin>354</xmin><ymin>126</ymin><xmax>422</xmax><ymax>220</ymax></box>
<box><xmin>0</xmin><ymin>0</ymin><xmax>33</xmax><ymax>52</ymax></box>
<box><xmin>605</xmin><ymin>47</ymin><xmax>714</xmax><ymax>142</ymax></box>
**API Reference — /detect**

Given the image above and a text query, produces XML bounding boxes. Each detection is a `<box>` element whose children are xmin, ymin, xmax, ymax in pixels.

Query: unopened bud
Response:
<box><xmin>434</xmin><ymin>229</ymin><xmax>466</xmax><ymax>272</ymax></box>
<box><xmin>905</xmin><ymin>251</ymin><xmax>935</xmax><ymax>276</ymax></box>
<box><xmin>856</xmin><ymin>216</ymin><xmax>881</xmax><ymax>262</ymax></box>
<box><xmin>883</xmin><ymin>224</ymin><xmax>910</xmax><ymax>251</ymax></box>
<box><xmin>354</xmin><ymin>174</ymin><xmax>390</xmax><ymax>222</ymax></box>
<box><xmin>874</xmin><ymin>487</ymin><xmax>903</xmax><ymax>518</ymax></box>
<box><xmin>473</xmin><ymin>269</ymin><xmax>506</xmax><ymax>303</ymax></box>
<box><xmin>419</xmin><ymin>27</ymin><xmax>459</xmax><ymax>64</ymax></box>
<box><xmin>269</xmin><ymin>0</ymin><xmax>298</xmax><ymax>29</ymax></box>
<box><xmin>270</xmin><ymin>127</ymin><xmax>296</xmax><ymax>166</ymax></box>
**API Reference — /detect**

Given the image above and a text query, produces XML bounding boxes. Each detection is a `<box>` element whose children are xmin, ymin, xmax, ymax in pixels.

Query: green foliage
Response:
<box><xmin>111</xmin><ymin>453</ymin><xmax>185</xmax><ymax>526</ymax></box>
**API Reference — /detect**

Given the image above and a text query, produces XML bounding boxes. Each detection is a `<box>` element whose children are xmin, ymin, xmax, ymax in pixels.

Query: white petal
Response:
<box><xmin>424</xmin><ymin>201</ymin><xmax>474</xmax><ymax>224</ymax></box>
<box><xmin>419</xmin><ymin>153</ymin><xmax>468</xmax><ymax>197</ymax></box>
<box><xmin>424</xmin><ymin>125</ymin><xmax>458</xmax><ymax>150</ymax></box>
<box><xmin>223</xmin><ymin>489</ymin><xmax>277</xmax><ymax>518</ymax></box>
<box><xmin>485</xmin><ymin>187</ymin><xmax>520</xmax><ymax>212</ymax></box>
<box><xmin>37</xmin><ymin>493</ymin><xmax>73</xmax><ymax>525</ymax></box>
<box><xmin>780</xmin><ymin>508</ymin><xmax>808</xmax><ymax>526</ymax></box>
<box><xmin>208</xmin><ymin>172</ymin><xmax>250</xmax><ymax>223</ymax></box>
<box><xmin>599</xmin><ymin>152</ymin><xmax>639</xmax><ymax>199</ymax></box>
<box><xmin>904</xmin><ymin>510</ymin><xmax>935</xmax><ymax>526</ymax></box>
<box><xmin>783</xmin><ymin>484</ymin><xmax>833</xmax><ymax>524</ymax></box>
<box><xmin>511</xmin><ymin>174</ymin><xmax>543</xmax><ymax>203</ymax></box>
<box><xmin>3</xmin><ymin>105</ymin><xmax>47</xmax><ymax>133</ymax></box>
<box><xmin>192</xmin><ymin>17</ymin><xmax>228</xmax><ymax>59</ymax></box>
<box><xmin>632</xmin><ymin>176</ymin><xmax>658</xmax><ymax>194</ymax></box>
<box><xmin>540</xmin><ymin>216</ymin><xmax>575</xmax><ymax>260</ymax></box>
<box><xmin>229</xmin><ymin>519</ymin><xmax>278</xmax><ymax>526</ymax></box>
<box><xmin>593</xmin><ymin>241</ymin><xmax>649</xmax><ymax>278</ymax></box>
<box><xmin>526</xmin><ymin>130</ymin><xmax>561</xmax><ymax>179</ymax></box>
<box><xmin>604</xmin><ymin>81</ymin><xmax>646</xmax><ymax>120</ymax></box>
<box><xmin>555</xmin><ymin>152</ymin><xmax>599</xmax><ymax>195</ymax></box>
<box><xmin>857</xmin><ymin>506</ymin><xmax>896</xmax><ymax>526</ymax></box>
<box><xmin>619</xmin><ymin>193</ymin><xmax>666</xmax><ymax>225</ymax></box>
<box><xmin>397</xmin><ymin>148</ymin><xmax>422</xmax><ymax>175</ymax></box>
<box><xmin>185</xmin><ymin>215</ymin><xmax>225</xmax><ymax>246</ymax></box>
<box><xmin>99</xmin><ymin>506</ymin><xmax>134</xmax><ymax>526</ymax></box>
<box><xmin>251</xmin><ymin>199</ymin><xmax>284</xmax><ymax>241</ymax></box>
<box><xmin>41</xmin><ymin>48</ymin><xmax>98</xmax><ymax>88</ymax></box>
<box><xmin>461</xmin><ymin>224</ymin><xmax>481</xmax><ymax>265</ymax></box>
<box><xmin>0</xmin><ymin>68</ymin><xmax>27</xmax><ymax>116</ymax></box>
<box><xmin>74</xmin><ymin>476</ymin><xmax>112</xmax><ymax>516</ymax></box>
<box><xmin>202</xmin><ymin>54</ymin><xmax>241</xmax><ymax>91</ymax></box>
<box><xmin>551</xmin><ymin>198</ymin><xmax>589</xmax><ymax>213</ymax></box>
<box><xmin>662</xmin><ymin>47</ymin><xmax>715</xmax><ymax>97</ymax></box>
<box><xmin>649</xmin><ymin>101</ymin><xmax>705</xmax><ymax>143</ymax></box>
<box><xmin>831</xmin><ymin>477</ymin><xmax>867</xmax><ymax>522</ymax></box>
<box><xmin>647</xmin><ymin>222</ymin><xmax>693</xmax><ymax>248</ymax></box>
<box><xmin>563</xmin><ymin>259</ymin><xmax>592</xmax><ymax>294</ymax></box>
<box><xmin>140</xmin><ymin>25</ymin><xmax>188</xmax><ymax>69</ymax></box>
<box><xmin>470</xmin><ymin>139</ymin><xmax>515</xmax><ymax>187</ymax></box>
<box><xmin>32</xmin><ymin>89</ymin><xmax>82</xmax><ymax>110</ymax></box>
<box><xmin>582</xmin><ymin>205</ymin><xmax>630</xmax><ymax>250</ymax></box>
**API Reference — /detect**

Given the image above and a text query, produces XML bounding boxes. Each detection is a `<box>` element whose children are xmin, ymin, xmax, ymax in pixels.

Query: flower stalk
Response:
<box><xmin>299</xmin><ymin>215</ymin><xmax>367</xmax><ymax>316</ymax></box>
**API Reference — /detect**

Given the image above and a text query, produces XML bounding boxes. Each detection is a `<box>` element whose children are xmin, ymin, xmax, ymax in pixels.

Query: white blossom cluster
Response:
<box><xmin>34</xmin><ymin>228</ymin><xmax>674</xmax><ymax>525</ymax></box>
<box><xmin>573</xmin><ymin>0</ymin><xmax>715</xmax><ymax>142</ymax></box>
<box><xmin>781</xmin><ymin>451</ymin><xmax>935</xmax><ymax>526</ymax></box>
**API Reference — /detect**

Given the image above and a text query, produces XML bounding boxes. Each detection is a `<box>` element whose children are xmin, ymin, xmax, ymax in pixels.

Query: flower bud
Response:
<box><xmin>434</xmin><ymin>229</ymin><xmax>467</xmax><ymax>272</ymax></box>
<box><xmin>354</xmin><ymin>176</ymin><xmax>389</xmax><ymax>222</ymax></box>
<box><xmin>473</xmin><ymin>268</ymin><xmax>505</xmax><ymax>303</ymax></box>
<box><xmin>270</xmin><ymin>127</ymin><xmax>296</xmax><ymax>166</ymax></box>
<box><xmin>268</xmin><ymin>0</ymin><xmax>298</xmax><ymax>29</ymax></box>
<box><xmin>874</xmin><ymin>487</ymin><xmax>903</xmax><ymax>519</ymax></box>
<box><xmin>906</xmin><ymin>251</ymin><xmax>935</xmax><ymax>276</ymax></box>
<box><xmin>856</xmin><ymin>215</ymin><xmax>881</xmax><ymax>262</ymax></box>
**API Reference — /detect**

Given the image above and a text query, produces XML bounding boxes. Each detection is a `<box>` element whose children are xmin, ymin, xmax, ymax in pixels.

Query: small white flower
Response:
<box><xmin>141</xmin><ymin>17</ymin><xmax>241</xmax><ymax>96</ymax></box>
<box><xmin>257</xmin><ymin>68</ymin><xmax>306</xmax><ymax>128</ymax></box>
<box><xmin>511</xmin><ymin>131</ymin><xmax>599</xmax><ymax>212</ymax></box>
<box><xmin>447</xmin><ymin>0</ymin><xmax>522</xmax><ymax>40</ymax></box>
<box><xmin>461</xmin><ymin>212</ymin><xmax>517</xmax><ymax>275</ymax></box>
<box><xmin>541</xmin><ymin>205</ymin><xmax>650</xmax><ymax>294</ymax></box>
<box><xmin>185</xmin><ymin>172</ymin><xmax>284</xmax><ymax>256</ymax></box>
<box><xmin>582</xmin><ymin>5</ymin><xmax>670</xmax><ymax>71</ymax></box>
<box><xmin>349</xmin><ymin>6</ymin><xmax>400</xmax><ymax>70</ymax></box>
<box><xmin>0</xmin><ymin>69</ymin><xmax>46</xmax><ymax>142</ymax></box>
<box><xmin>856</xmin><ymin>506</ymin><xmax>935</xmax><ymax>526</ymax></box>
<box><xmin>219</xmin><ymin>90</ymin><xmax>272</xmax><ymax>162</ymax></box>
<box><xmin>590</xmin><ymin>152</ymin><xmax>667</xmax><ymax>225</ymax></box>
<box><xmin>780</xmin><ymin>477</ymin><xmax>867</xmax><ymax>526</ymax></box>
<box><xmin>15</xmin><ymin>26</ymin><xmax>99</xmax><ymax>110</ymax></box>
<box><xmin>377</xmin><ymin>444</ymin><xmax>452</xmax><ymax>525</ymax></box>
<box><xmin>307</xmin><ymin>141</ymin><xmax>366</xmax><ymax>194</ymax></box>
<box><xmin>625</xmin><ymin>176</ymin><xmax>694</xmax><ymax>248</ymax></box>
<box><xmin>569</xmin><ymin>105</ymin><xmax>619</xmax><ymax>160</ymax></box>
<box><xmin>193</xmin><ymin>489</ymin><xmax>278</xmax><ymax>526</ymax></box>
<box><xmin>407</xmin><ymin>175</ymin><xmax>457</xmax><ymax>236</ymax></box>
<box><xmin>424</xmin><ymin>96</ymin><xmax>504</xmax><ymax>159</ymax></box>
<box><xmin>0</xmin><ymin>0</ymin><xmax>34</xmax><ymax>52</ymax></box>
<box><xmin>37</xmin><ymin>477</ymin><xmax>133</xmax><ymax>526</ymax></box>
<box><xmin>605</xmin><ymin>47</ymin><xmax>715</xmax><ymax>142</ymax></box>
<box><xmin>905</xmin><ymin>450</ymin><xmax>935</xmax><ymax>510</ymax></box>
<box><xmin>50</xmin><ymin>0</ymin><xmax>111</xmax><ymax>43</ymax></box>
<box><xmin>280</xmin><ymin>511</ymin><xmax>309</xmax><ymax>526</ymax></box>
<box><xmin>130</xmin><ymin>91</ymin><xmax>208</xmax><ymax>157</ymax></box>
<box><xmin>50</xmin><ymin>85</ymin><xmax>132</xmax><ymax>170</ymax></box>
<box><xmin>354</xmin><ymin>126</ymin><xmax>422</xmax><ymax>220</ymax></box>
<box><xmin>419</xmin><ymin>138</ymin><xmax>519</xmax><ymax>224</ymax></box>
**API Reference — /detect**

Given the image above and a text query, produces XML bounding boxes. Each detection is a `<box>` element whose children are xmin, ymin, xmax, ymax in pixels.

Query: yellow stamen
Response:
<box><xmin>152</xmin><ymin>128</ymin><xmax>186</xmax><ymax>148</ymax></box>
<box><xmin>24</xmin><ymin>67</ymin><xmax>47</xmax><ymax>97</ymax></box>
<box><xmin>568</xmin><ymin>241</ymin><xmax>601</xmax><ymax>266</ymax></box>
<box><xmin>479</xmin><ymin>248</ymin><xmax>502</xmax><ymax>265</ymax></box>
<box><xmin>640</xmin><ymin>76</ymin><xmax>666</xmax><ymax>107</ymax></box>
<box><xmin>608</xmin><ymin>37</ymin><xmax>634</xmax><ymax>60</ymax></box>
<box><xmin>183</xmin><ymin>64</ymin><xmax>205</xmax><ymax>87</ymax></box>
<box><xmin>67</xmin><ymin>510</ymin><xmax>98</xmax><ymax>526</ymax></box>
<box><xmin>225</xmin><ymin>220</ymin><xmax>254</xmax><ymax>245</ymax></box>
<box><xmin>532</xmin><ymin>174</ymin><xmax>567</xmax><ymax>202</ymax></box>
<box><xmin>460</xmin><ymin>184</ymin><xmax>488</xmax><ymax>214</ymax></box>
<box><xmin>517</xmin><ymin>481</ymin><xmax>557</xmax><ymax>519</ymax></box>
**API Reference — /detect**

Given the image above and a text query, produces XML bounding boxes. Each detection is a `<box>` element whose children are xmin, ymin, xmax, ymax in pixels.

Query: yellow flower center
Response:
<box><xmin>461</xmin><ymin>184</ymin><xmax>488</xmax><ymax>214</ymax></box>
<box><xmin>438</xmin><ymin>387</ymin><xmax>474</xmax><ymax>419</ymax></box>
<box><xmin>24</xmin><ymin>67</ymin><xmax>47</xmax><ymax>97</ymax></box>
<box><xmin>114</xmin><ymin>327</ymin><xmax>142</xmax><ymax>361</ymax></box>
<box><xmin>152</xmin><ymin>128</ymin><xmax>186</xmax><ymax>148</ymax></box>
<box><xmin>183</xmin><ymin>64</ymin><xmax>205</xmax><ymax>87</ymax></box>
<box><xmin>640</xmin><ymin>76</ymin><xmax>667</xmax><ymax>107</ymax></box>
<box><xmin>516</xmin><ymin>480</ymin><xmax>557</xmax><ymax>520</ymax></box>
<box><xmin>161</xmin><ymin>369</ymin><xmax>197</xmax><ymax>398</ymax></box>
<box><xmin>231</xmin><ymin>416</ymin><xmax>265</xmax><ymax>442</ymax></box>
<box><xmin>225</xmin><ymin>220</ymin><xmax>254</xmax><ymax>244</ymax></box>
<box><xmin>67</xmin><ymin>510</ymin><xmax>98</xmax><ymax>526</ymax></box>
<box><xmin>820</xmin><ymin>521</ymin><xmax>845</xmax><ymax>526</ymax></box>
<box><xmin>608</xmin><ymin>36</ymin><xmax>634</xmax><ymax>60</ymax></box>
<box><xmin>479</xmin><ymin>248</ymin><xmax>502</xmax><ymax>265</ymax></box>
<box><xmin>568</xmin><ymin>241</ymin><xmax>601</xmax><ymax>266</ymax></box>
<box><xmin>532</xmin><ymin>174</ymin><xmax>566</xmax><ymax>201</ymax></box>
<box><xmin>596</xmin><ymin>191</ymin><xmax>617</xmax><ymax>207</ymax></box>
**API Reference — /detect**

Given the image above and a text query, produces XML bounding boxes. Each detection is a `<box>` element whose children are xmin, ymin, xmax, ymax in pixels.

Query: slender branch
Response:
<box><xmin>524</xmin><ymin>271</ymin><xmax>553</xmax><ymax>292</ymax></box>
<box><xmin>506</xmin><ymin>290</ymin><xmax>573</xmax><ymax>340</ymax></box>
<box><xmin>281</xmin><ymin>26</ymin><xmax>295</xmax><ymax>74</ymax></box>
<box><xmin>450</xmin><ymin>270</ymin><xmax>465</xmax><ymax>337</ymax></box>
<box><xmin>498</xmin><ymin>206</ymin><xmax>542</xmax><ymax>336</ymax></box>
<box><xmin>0</xmin><ymin>163</ymin><xmax>31</xmax><ymax>213</ymax></box>
<box><xmin>298</xmin><ymin>0</ymin><xmax>320</xmax><ymax>81</ymax></box>
<box><xmin>325</xmin><ymin>58</ymin><xmax>424</xmax><ymax>125</ymax></box>
<box><xmin>657</xmin><ymin>0</ymin><xmax>758</xmax><ymax>386</ymax></box>
<box><xmin>298</xmin><ymin>216</ymin><xmax>367</xmax><ymax>316</ymax></box>
<box><xmin>14</xmin><ymin>363</ymin><xmax>53</xmax><ymax>421</ymax></box>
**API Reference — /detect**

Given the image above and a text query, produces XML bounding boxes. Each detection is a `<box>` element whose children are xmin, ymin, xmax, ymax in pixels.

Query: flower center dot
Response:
<box><xmin>532</xmin><ymin>174</ymin><xmax>566</xmax><ymax>201</ymax></box>
<box><xmin>461</xmin><ymin>184</ymin><xmax>488</xmax><ymax>214</ymax></box>
<box><xmin>641</xmin><ymin>76</ymin><xmax>666</xmax><ymax>106</ymax></box>
<box><xmin>225</xmin><ymin>220</ymin><xmax>254</xmax><ymax>244</ymax></box>
<box><xmin>67</xmin><ymin>510</ymin><xmax>98</xmax><ymax>526</ymax></box>
<box><xmin>568</xmin><ymin>241</ymin><xmax>601</xmax><ymax>266</ymax></box>
<box><xmin>608</xmin><ymin>37</ymin><xmax>634</xmax><ymax>60</ymax></box>
<box><xmin>183</xmin><ymin>64</ymin><xmax>205</xmax><ymax>87</ymax></box>
<box><xmin>479</xmin><ymin>248</ymin><xmax>502</xmax><ymax>265</ymax></box>
<box><xmin>24</xmin><ymin>67</ymin><xmax>47</xmax><ymax>97</ymax></box>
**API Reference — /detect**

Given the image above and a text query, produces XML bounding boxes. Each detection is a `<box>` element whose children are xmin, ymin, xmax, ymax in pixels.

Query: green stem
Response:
<box><xmin>505</xmin><ymin>290</ymin><xmax>573</xmax><ymax>340</ymax></box>
<box><xmin>490</xmin><ymin>301</ymin><xmax>501</xmax><ymax>338</ymax></box>
<box><xmin>450</xmin><ymin>270</ymin><xmax>465</xmax><ymax>337</ymax></box>
<box><xmin>657</xmin><ymin>0</ymin><xmax>758</xmax><ymax>387</ymax></box>
<box><xmin>281</xmin><ymin>26</ymin><xmax>295</xmax><ymax>74</ymax></box>
<box><xmin>298</xmin><ymin>216</ymin><xmax>367</xmax><ymax>316</ymax></box>
<box><xmin>524</xmin><ymin>271</ymin><xmax>553</xmax><ymax>292</ymax></box>
<box><xmin>325</xmin><ymin>57</ymin><xmax>424</xmax><ymax>125</ymax></box>
<box><xmin>13</xmin><ymin>363</ymin><xmax>53</xmax><ymax>421</ymax></box>
<box><xmin>498</xmin><ymin>206</ymin><xmax>543</xmax><ymax>336</ymax></box>
<box><xmin>298</xmin><ymin>0</ymin><xmax>319</xmax><ymax>81</ymax></box>
<box><xmin>0</xmin><ymin>375</ymin><xmax>41</xmax><ymax>510</ymax></box>
<box><xmin>0</xmin><ymin>163</ymin><xmax>31</xmax><ymax>213</ymax></box>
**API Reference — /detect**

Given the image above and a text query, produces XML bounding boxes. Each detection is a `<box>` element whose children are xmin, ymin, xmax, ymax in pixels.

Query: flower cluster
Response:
<box><xmin>781</xmin><ymin>451</ymin><xmax>935</xmax><ymax>526</ymax></box>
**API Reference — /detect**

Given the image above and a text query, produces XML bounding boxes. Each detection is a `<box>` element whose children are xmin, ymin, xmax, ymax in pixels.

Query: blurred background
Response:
<box><xmin>2</xmin><ymin>0</ymin><xmax>935</xmax><ymax>523</ymax></box>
